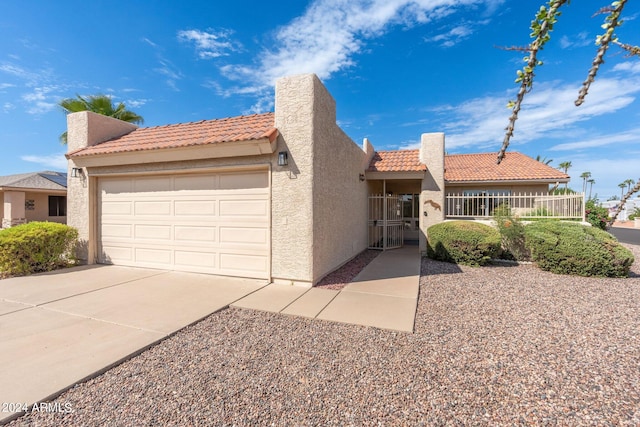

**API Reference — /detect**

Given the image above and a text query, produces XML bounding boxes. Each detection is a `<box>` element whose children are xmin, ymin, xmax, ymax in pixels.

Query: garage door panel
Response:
<box><xmin>174</xmin><ymin>175</ymin><xmax>218</xmax><ymax>191</ymax></box>
<box><xmin>219</xmin><ymin>171</ymin><xmax>268</xmax><ymax>190</ymax></box>
<box><xmin>100</xmin><ymin>246</ymin><xmax>133</xmax><ymax>263</ymax></box>
<box><xmin>134</xmin><ymin>201</ymin><xmax>172</xmax><ymax>215</ymax></box>
<box><xmin>219</xmin><ymin>200</ymin><xmax>268</xmax><ymax>217</ymax></box>
<box><xmin>174</xmin><ymin>226</ymin><xmax>216</xmax><ymax>242</ymax></box>
<box><xmin>135</xmin><ymin>248</ymin><xmax>172</xmax><ymax>264</ymax></box>
<box><xmin>174</xmin><ymin>200</ymin><xmax>216</xmax><ymax>216</ymax></box>
<box><xmin>102</xmin><ymin>224</ymin><xmax>133</xmax><ymax>238</ymax></box>
<box><xmin>99</xmin><ymin>171</ymin><xmax>270</xmax><ymax>279</ymax></box>
<box><xmin>134</xmin><ymin>176</ymin><xmax>173</xmax><ymax>192</ymax></box>
<box><xmin>101</xmin><ymin>179</ymin><xmax>133</xmax><ymax>195</ymax></box>
<box><xmin>174</xmin><ymin>251</ymin><xmax>216</xmax><ymax>269</ymax></box>
<box><xmin>134</xmin><ymin>224</ymin><xmax>172</xmax><ymax>240</ymax></box>
<box><xmin>102</xmin><ymin>201</ymin><xmax>133</xmax><ymax>215</ymax></box>
<box><xmin>220</xmin><ymin>227</ymin><xmax>268</xmax><ymax>245</ymax></box>
<box><xmin>220</xmin><ymin>253</ymin><xmax>268</xmax><ymax>273</ymax></box>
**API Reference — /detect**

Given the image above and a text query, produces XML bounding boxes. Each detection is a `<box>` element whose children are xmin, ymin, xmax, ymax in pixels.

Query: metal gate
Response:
<box><xmin>368</xmin><ymin>194</ymin><xmax>403</xmax><ymax>250</ymax></box>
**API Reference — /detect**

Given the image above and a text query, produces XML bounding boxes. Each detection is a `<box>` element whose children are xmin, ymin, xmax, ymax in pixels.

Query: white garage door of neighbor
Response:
<box><xmin>98</xmin><ymin>170</ymin><xmax>270</xmax><ymax>279</ymax></box>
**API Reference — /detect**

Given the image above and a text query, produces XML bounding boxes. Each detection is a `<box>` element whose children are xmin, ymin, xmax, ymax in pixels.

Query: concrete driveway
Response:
<box><xmin>0</xmin><ymin>265</ymin><xmax>266</xmax><ymax>423</ymax></box>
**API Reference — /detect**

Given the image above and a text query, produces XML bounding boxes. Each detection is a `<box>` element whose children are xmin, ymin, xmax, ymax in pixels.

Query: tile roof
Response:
<box><xmin>445</xmin><ymin>152</ymin><xmax>569</xmax><ymax>182</ymax></box>
<box><xmin>0</xmin><ymin>171</ymin><xmax>67</xmax><ymax>190</ymax></box>
<box><xmin>367</xmin><ymin>150</ymin><xmax>427</xmax><ymax>172</ymax></box>
<box><xmin>69</xmin><ymin>112</ymin><xmax>278</xmax><ymax>157</ymax></box>
<box><xmin>367</xmin><ymin>150</ymin><xmax>569</xmax><ymax>182</ymax></box>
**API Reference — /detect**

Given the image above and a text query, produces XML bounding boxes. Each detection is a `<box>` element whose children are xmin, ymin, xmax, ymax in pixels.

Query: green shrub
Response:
<box><xmin>585</xmin><ymin>199</ymin><xmax>609</xmax><ymax>230</ymax></box>
<box><xmin>0</xmin><ymin>222</ymin><xmax>78</xmax><ymax>276</ymax></box>
<box><xmin>493</xmin><ymin>204</ymin><xmax>529</xmax><ymax>261</ymax></box>
<box><xmin>628</xmin><ymin>207</ymin><xmax>640</xmax><ymax>221</ymax></box>
<box><xmin>427</xmin><ymin>221</ymin><xmax>501</xmax><ymax>266</ymax></box>
<box><xmin>524</xmin><ymin>221</ymin><xmax>634</xmax><ymax>277</ymax></box>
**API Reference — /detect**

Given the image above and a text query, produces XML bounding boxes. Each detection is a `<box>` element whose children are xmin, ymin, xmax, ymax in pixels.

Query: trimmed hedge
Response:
<box><xmin>0</xmin><ymin>222</ymin><xmax>78</xmax><ymax>276</ymax></box>
<box><xmin>524</xmin><ymin>221</ymin><xmax>634</xmax><ymax>277</ymax></box>
<box><xmin>427</xmin><ymin>221</ymin><xmax>501</xmax><ymax>266</ymax></box>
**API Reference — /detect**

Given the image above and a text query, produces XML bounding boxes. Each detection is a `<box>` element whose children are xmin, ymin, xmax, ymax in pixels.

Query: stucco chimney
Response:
<box><xmin>65</xmin><ymin>112</ymin><xmax>138</xmax><ymax>264</ymax></box>
<box><xmin>67</xmin><ymin>111</ymin><xmax>138</xmax><ymax>152</ymax></box>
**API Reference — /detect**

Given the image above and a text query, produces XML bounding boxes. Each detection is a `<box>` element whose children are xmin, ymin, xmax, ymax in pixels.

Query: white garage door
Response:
<box><xmin>98</xmin><ymin>170</ymin><xmax>270</xmax><ymax>279</ymax></box>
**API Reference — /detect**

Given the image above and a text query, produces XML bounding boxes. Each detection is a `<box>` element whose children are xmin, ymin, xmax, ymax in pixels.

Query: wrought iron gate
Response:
<box><xmin>368</xmin><ymin>194</ymin><xmax>403</xmax><ymax>250</ymax></box>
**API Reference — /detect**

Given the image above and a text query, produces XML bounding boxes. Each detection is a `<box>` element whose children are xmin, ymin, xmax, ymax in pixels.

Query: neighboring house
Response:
<box><xmin>65</xmin><ymin>73</ymin><xmax>570</xmax><ymax>286</ymax></box>
<box><xmin>0</xmin><ymin>171</ymin><xmax>67</xmax><ymax>229</ymax></box>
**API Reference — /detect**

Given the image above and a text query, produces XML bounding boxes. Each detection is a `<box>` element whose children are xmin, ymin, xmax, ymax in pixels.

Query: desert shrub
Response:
<box><xmin>493</xmin><ymin>204</ymin><xmax>529</xmax><ymax>261</ymax></box>
<box><xmin>427</xmin><ymin>221</ymin><xmax>501</xmax><ymax>267</ymax></box>
<box><xmin>524</xmin><ymin>221</ymin><xmax>633</xmax><ymax>277</ymax></box>
<box><xmin>585</xmin><ymin>199</ymin><xmax>609</xmax><ymax>230</ymax></box>
<box><xmin>628</xmin><ymin>207</ymin><xmax>640</xmax><ymax>220</ymax></box>
<box><xmin>0</xmin><ymin>222</ymin><xmax>78</xmax><ymax>276</ymax></box>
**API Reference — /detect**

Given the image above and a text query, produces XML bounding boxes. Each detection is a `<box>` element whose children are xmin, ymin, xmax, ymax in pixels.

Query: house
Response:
<box><xmin>65</xmin><ymin>73</ymin><xmax>570</xmax><ymax>286</ymax></box>
<box><xmin>0</xmin><ymin>171</ymin><xmax>67</xmax><ymax>229</ymax></box>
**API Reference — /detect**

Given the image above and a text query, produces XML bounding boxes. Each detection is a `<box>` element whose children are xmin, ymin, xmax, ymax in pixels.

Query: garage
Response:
<box><xmin>97</xmin><ymin>169</ymin><xmax>270</xmax><ymax>279</ymax></box>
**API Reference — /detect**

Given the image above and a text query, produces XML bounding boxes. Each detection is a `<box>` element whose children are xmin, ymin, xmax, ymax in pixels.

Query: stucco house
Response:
<box><xmin>0</xmin><ymin>171</ymin><xmax>67</xmax><ymax>229</ymax></box>
<box><xmin>65</xmin><ymin>73</ymin><xmax>569</xmax><ymax>286</ymax></box>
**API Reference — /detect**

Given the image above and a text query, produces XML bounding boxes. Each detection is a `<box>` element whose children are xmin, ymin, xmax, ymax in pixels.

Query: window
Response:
<box><xmin>48</xmin><ymin>196</ymin><xmax>67</xmax><ymax>217</ymax></box>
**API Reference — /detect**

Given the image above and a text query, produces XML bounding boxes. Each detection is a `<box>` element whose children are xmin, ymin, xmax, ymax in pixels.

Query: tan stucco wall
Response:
<box><xmin>419</xmin><ymin>133</ymin><xmax>445</xmax><ymax>254</ymax></box>
<box><xmin>24</xmin><ymin>192</ymin><xmax>66</xmax><ymax>223</ymax></box>
<box><xmin>67</xmin><ymin>112</ymin><xmax>138</xmax><ymax>262</ymax></box>
<box><xmin>307</xmin><ymin>76</ymin><xmax>369</xmax><ymax>283</ymax></box>
<box><xmin>273</xmin><ymin>74</ymin><xmax>368</xmax><ymax>285</ymax></box>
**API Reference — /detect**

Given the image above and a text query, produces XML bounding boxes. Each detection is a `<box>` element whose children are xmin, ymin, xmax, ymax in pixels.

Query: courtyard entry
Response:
<box><xmin>368</xmin><ymin>194</ymin><xmax>403</xmax><ymax>250</ymax></box>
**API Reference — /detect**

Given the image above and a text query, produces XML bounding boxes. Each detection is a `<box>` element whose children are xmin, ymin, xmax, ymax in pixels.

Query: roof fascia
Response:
<box><xmin>68</xmin><ymin>137</ymin><xmax>276</xmax><ymax>168</ymax></box>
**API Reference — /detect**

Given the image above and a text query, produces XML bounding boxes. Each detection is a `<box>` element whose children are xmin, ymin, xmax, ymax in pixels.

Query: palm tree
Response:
<box><xmin>624</xmin><ymin>178</ymin><xmax>635</xmax><ymax>193</ymax></box>
<box><xmin>587</xmin><ymin>178</ymin><xmax>595</xmax><ymax>200</ymax></box>
<box><xmin>580</xmin><ymin>171</ymin><xmax>591</xmax><ymax>194</ymax></box>
<box><xmin>619</xmin><ymin>182</ymin><xmax>627</xmax><ymax>200</ymax></box>
<box><xmin>558</xmin><ymin>161</ymin><xmax>572</xmax><ymax>192</ymax></box>
<box><xmin>59</xmin><ymin>94</ymin><xmax>144</xmax><ymax>144</ymax></box>
<box><xmin>535</xmin><ymin>155</ymin><xmax>553</xmax><ymax>165</ymax></box>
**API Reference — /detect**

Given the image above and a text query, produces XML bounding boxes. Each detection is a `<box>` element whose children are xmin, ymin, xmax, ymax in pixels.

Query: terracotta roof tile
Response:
<box><xmin>445</xmin><ymin>152</ymin><xmax>569</xmax><ymax>182</ymax></box>
<box><xmin>368</xmin><ymin>149</ymin><xmax>569</xmax><ymax>182</ymax></box>
<box><xmin>367</xmin><ymin>150</ymin><xmax>427</xmax><ymax>172</ymax></box>
<box><xmin>69</xmin><ymin>112</ymin><xmax>277</xmax><ymax>157</ymax></box>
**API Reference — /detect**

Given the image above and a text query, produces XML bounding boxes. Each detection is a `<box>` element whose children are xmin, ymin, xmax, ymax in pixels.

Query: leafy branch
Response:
<box><xmin>497</xmin><ymin>0</ymin><xmax>568</xmax><ymax>164</ymax></box>
<box><xmin>576</xmin><ymin>0</ymin><xmax>627</xmax><ymax>106</ymax></box>
<box><xmin>497</xmin><ymin>0</ymin><xmax>635</xmax><ymax>164</ymax></box>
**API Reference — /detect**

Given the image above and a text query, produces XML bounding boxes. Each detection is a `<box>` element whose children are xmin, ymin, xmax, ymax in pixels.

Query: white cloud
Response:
<box><xmin>416</xmin><ymin>75</ymin><xmax>640</xmax><ymax>150</ymax></box>
<box><xmin>178</xmin><ymin>29</ymin><xmax>241</xmax><ymax>59</ymax></box>
<box><xmin>0</xmin><ymin>83</ymin><xmax>15</xmax><ymax>90</ymax></box>
<box><xmin>219</xmin><ymin>0</ymin><xmax>502</xmax><ymax>109</ymax></box>
<box><xmin>21</xmin><ymin>153</ymin><xmax>67</xmax><ymax>170</ymax></box>
<box><xmin>613</xmin><ymin>61</ymin><xmax>640</xmax><ymax>74</ymax></box>
<box><xmin>2</xmin><ymin>102</ymin><xmax>14</xmax><ymax>113</ymax></box>
<box><xmin>549</xmin><ymin>128</ymin><xmax>640</xmax><ymax>151</ymax></box>
<box><xmin>21</xmin><ymin>86</ymin><xmax>60</xmax><ymax>114</ymax></box>
<box><xmin>426</xmin><ymin>24</ymin><xmax>473</xmax><ymax>47</ymax></box>
<box><xmin>559</xmin><ymin>32</ymin><xmax>592</xmax><ymax>49</ymax></box>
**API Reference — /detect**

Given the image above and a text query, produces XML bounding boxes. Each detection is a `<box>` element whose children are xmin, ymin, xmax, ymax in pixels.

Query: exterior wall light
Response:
<box><xmin>278</xmin><ymin>151</ymin><xmax>288</xmax><ymax>166</ymax></box>
<box><xmin>71</xmin><ymin>167</ymin><xmax>83</xmax><ymax>178</ymax></box>
<box><xmin>359</xmin><ymin>173</ymin><xmax>365</xmax><ymax>182</ymax></box>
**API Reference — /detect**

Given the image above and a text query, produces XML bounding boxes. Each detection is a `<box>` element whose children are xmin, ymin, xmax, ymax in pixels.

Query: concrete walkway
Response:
<box><xmin>0</xmin><ymin>246</ymin><xmax>420</xmax><ymax>423</ymax></box>
<box><xmin>0</xmin><ymin>266</ymin><xmax>267</xmax><ymax>424</ymax></box>
<box><xmin>232</xmin><ymin>245</ymin><xmax>421</xmax><ymax>332</ymax></box>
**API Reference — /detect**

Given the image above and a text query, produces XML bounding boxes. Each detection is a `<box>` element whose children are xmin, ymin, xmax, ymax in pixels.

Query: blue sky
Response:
<box><xmin>1</xmin><ymin>0</ymin><xmax>639</xmax><ymax>200</ymax></box>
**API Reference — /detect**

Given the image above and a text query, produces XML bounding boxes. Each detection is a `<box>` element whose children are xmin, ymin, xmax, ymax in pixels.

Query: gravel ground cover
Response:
<box><xmin>8</xmin><ymin>245</ymin><xmax>640</xmax><ymax>426</ymax></box>
<box><xmin>315</xmin><ymin>249</ymin><xmax>380</xmax><ymax>290</ymax></box>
